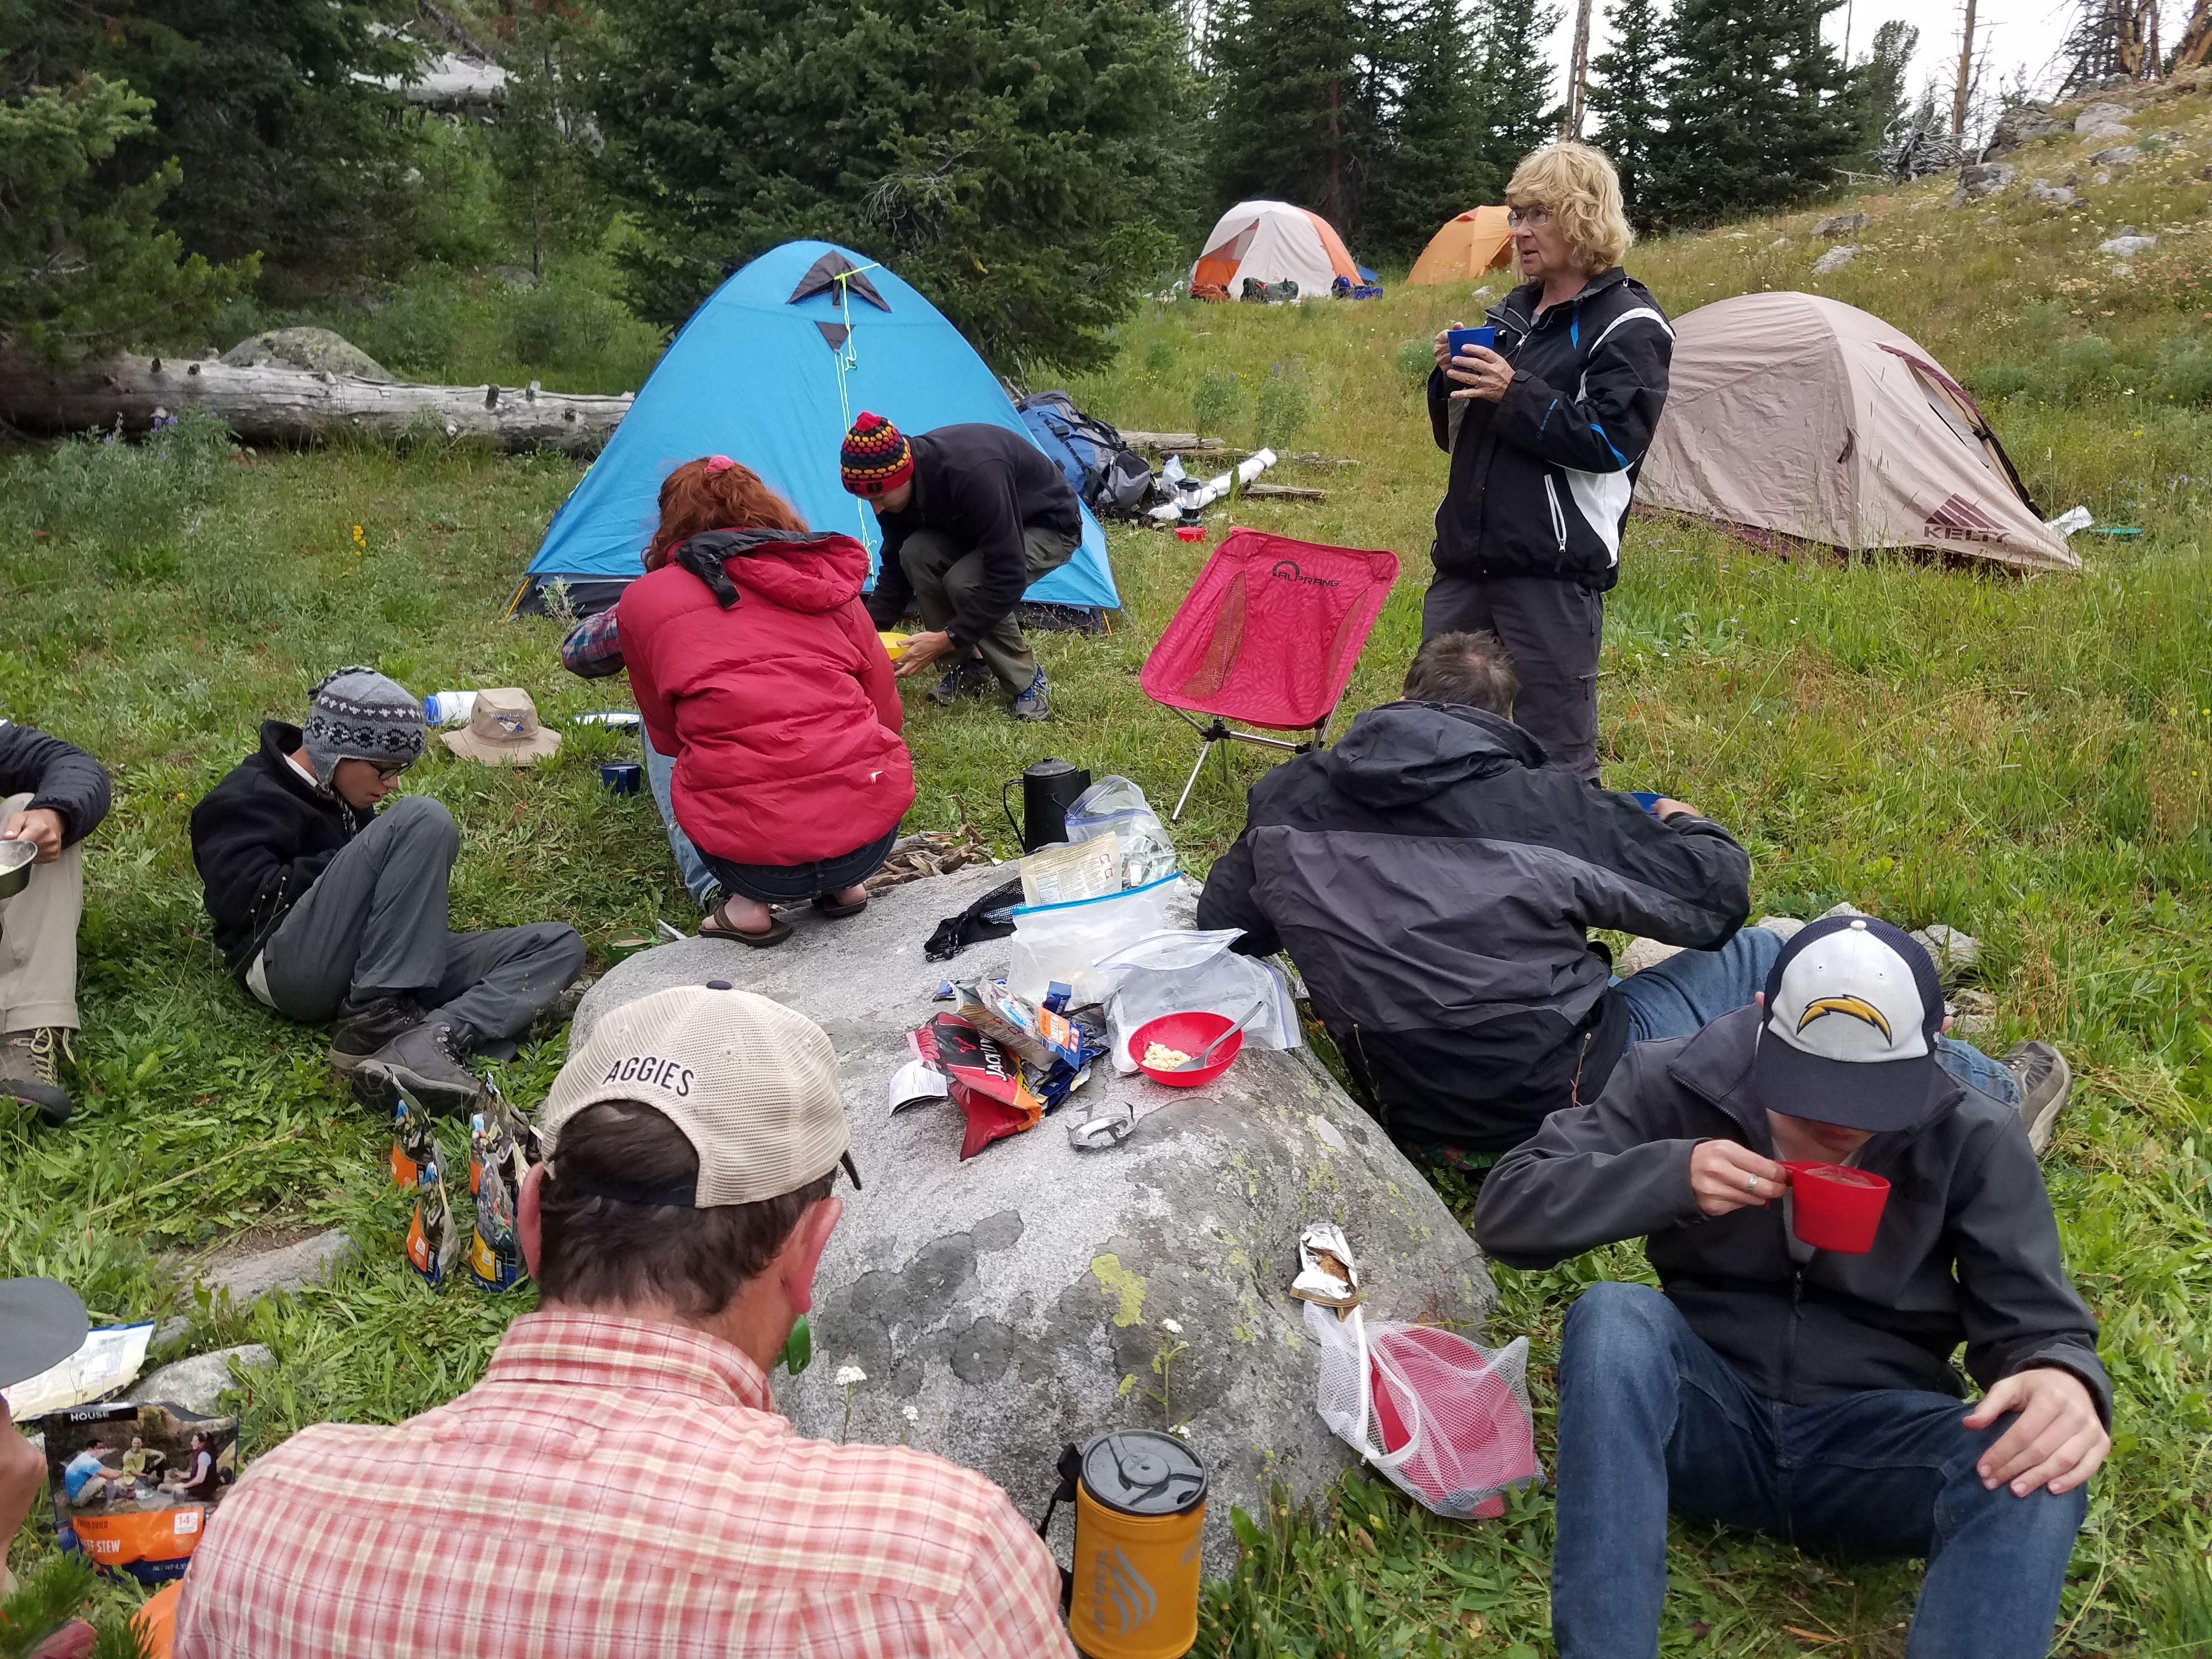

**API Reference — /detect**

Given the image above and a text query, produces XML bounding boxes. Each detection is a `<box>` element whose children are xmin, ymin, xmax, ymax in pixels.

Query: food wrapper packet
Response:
<box><xmin>468</xmin><ymin>1126</ymin><xmax>526</xmax><ymax>1292</ymax></box>
<box><xmin>406</xmin><ymin>1157</ymin><xmax>462</xmax><ymax>1289</ymax></box>
<box><xmin>955</xmin><ymin>980</ymin><xmax>1087</xmax><ymax>1072</ymax></box>
<box><xmin>915</xmin><ymin>1014</ymin><xmax>1043</xmax><ymax>1160</ymax></box>
<box><xmin>391</xmin><ymin>1084</ymin><xmax>436</xmax><ymax>1188</ymax></box>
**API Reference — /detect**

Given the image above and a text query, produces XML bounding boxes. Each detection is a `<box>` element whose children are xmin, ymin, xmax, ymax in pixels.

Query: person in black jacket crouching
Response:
<box><xmin>0</xmin><ymin>723</ymin><xmax>111</xmax><ymax>1124</ymax></box>
<box><xmin>189</xmin><ymin>668</ymin><xmax>583</xmax><ymax>1115</ymax></box>
<box><xmin>1425</xmin><ymin>140</ymin><xmax>1673</xmax><ymax>781</ymax></box>
<box><xmin>1198</xmin><ymin>630</ymin><xmax>1777</xmax><ymax>1180</ymax></box>
<box><xmin>844</xmin><ymin>413</ymin><xmax>1082</xmax><ymax>723</ymax></box>
<box><xmin>1476</xmin><ymin>917</ymin><xmax>2108</xmax><ymax>1659</ymax></box>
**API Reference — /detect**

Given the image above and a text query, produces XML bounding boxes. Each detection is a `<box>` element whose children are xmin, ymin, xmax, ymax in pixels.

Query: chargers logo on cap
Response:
<box><xmin>1797</xmin><ymin>995</ymin><xmax>1894</xmax><ymax>1046</ymax></box>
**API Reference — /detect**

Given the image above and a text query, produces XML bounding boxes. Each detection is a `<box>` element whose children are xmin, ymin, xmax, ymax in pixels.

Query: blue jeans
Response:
<box><xmin>1553</xmin><ymin>1282</ymin><xmax>2085</xmax><ymax>1659</ymax></box>
<box><xmin>1612</xmin><ymin>927</ymin><xmax>2020</xmax><ymax>1108</ymax></box>
<box><xmin>644</xmin><ymin>741</ymin><xmax>717</xmax><ymax>907</ymax></box>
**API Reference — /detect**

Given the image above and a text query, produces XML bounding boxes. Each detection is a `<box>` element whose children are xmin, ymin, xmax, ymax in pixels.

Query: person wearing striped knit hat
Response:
<box><xmin>840</xmin><ymin>412</ymin><xmax>1081</xmax><ymax>722</ymax></box>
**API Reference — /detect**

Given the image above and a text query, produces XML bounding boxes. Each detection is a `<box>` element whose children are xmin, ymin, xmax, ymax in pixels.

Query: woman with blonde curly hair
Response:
<box><xmin>1423</xmin><ymin>140</ymin><xmax>1673</xmax><ymax>781</ymax></box>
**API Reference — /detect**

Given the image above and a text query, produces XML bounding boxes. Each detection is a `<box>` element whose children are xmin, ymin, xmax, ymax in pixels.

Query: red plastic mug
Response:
<box><xmin>1782</xmin><ymin>1161</ymin><xmax>1890</xmax><ymax>1254</ymax></box>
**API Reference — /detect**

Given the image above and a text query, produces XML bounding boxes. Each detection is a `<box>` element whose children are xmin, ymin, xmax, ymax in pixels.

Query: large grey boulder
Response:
<box><xmin>219</xmin><ymin>327</ymin><xmax>394</xmax><ymax>382</ymax></box>
<box><xmin>134</xmin><ymin>1345</ymin><xmax>274</xmax><ymax>1416</ymax></box>
<box><xmin>2074</xmin><ymin>101</ymin><xmax>2131</xmax><ymax>133</ymax></box>
<box><xmin>572</xmin><ymin>863</ymin><xmax>1496</xmax><ymax>1574</ymax></box>
<box><xmin>1813</xmin><ymin>212</ymin><xmax>1869</xmax><ymax>238</ymax></box>
<box><xmin>1951</xmin><ymin>161</ymin><xmax>2016</xmax><ymax>202</ymax></box>
<box><xmin>1812</xmin><ymin>245</ymin><xmax>1859</xmax><ymax>275</ymax></box>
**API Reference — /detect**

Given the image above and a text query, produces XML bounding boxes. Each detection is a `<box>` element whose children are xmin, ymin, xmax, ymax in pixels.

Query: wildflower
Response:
<box><xmin>834</xmin><ymin>1364</ymin><xmax>867</xmax><ymax>1387</ymax></box>
<box><xmin>1161</xmin><ymin>1318</ymin><xmax>1183</xmax><ymax>1335</ymax></box>
<box><xmin>902</xmin><ymin>1404</ymin><xmax>919</xmax><ymax>1424</ymax></box>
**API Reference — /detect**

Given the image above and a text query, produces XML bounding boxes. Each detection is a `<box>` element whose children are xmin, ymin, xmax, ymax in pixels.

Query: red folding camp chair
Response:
<box><xmin>1139</xmin><ymin>528</ymin><xmax>1400</xmax><ymax>820</ymax></box>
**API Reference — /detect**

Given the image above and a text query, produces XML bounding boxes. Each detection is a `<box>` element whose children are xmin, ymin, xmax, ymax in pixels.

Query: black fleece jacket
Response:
<box><xmin>0</xmin><ymin>722</ymin><xmax>112</xmax><ymax>845</ymax></box>
<box><xmin>1197</xmin><ymin>701</ymin><xmax>1750</xmax><ymax>1153</ymax></box>
<box><xmin>1475</xmin><ymin>1005</ymin><xmax>2112</xmax><ymax>1423</ymax></box>
<box><xmin>861</xmin><ymin>424</ymin><xmax>1082</xmax><ymax>648</ymax></box>
<box><xmin>189</xmin><ymin>721</ymin><xmax>368</xmax><ymax>977</ymax></box>
<box><xmin>1429</xmin><ymin>266</ymin><xmax>1673</xmax><ymax>591</ymax></box>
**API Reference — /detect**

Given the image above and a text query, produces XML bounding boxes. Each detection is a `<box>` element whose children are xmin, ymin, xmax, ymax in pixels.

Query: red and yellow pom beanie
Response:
<box><xmin>839</xmin><ymin>411</ymin><xmax>913</xmax><ymax>497</ymax></box>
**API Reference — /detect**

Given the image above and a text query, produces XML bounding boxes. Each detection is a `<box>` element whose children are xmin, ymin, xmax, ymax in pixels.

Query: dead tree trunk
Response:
<box><xmin>0</xmin><ymin>354</ymin><xmax>631</xmax><ymax>456</ymax></box>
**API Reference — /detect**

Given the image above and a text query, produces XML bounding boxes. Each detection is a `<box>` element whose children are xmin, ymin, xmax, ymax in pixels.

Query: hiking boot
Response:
<box><xmin>329</xmin><ymin>992</ymin><xmax>428</xmax><ymax>1074</ymax></box>
<box><xmin>0</xmin><ymin>1027</ymin><xmax>74</xmax><ymax>1126</ymax></box>
<box><xmin>1011</xmin><ymin>668</ymin><xmax>1051</xmax><ymax>722</ymax></box>
<box><xmin>926</xmin><ymin>657</ymin><xmax>994</xmax><ymax>706</ymax></box>
<box><xmin>2001</xmin><ymin>1040</ymin><xmax>2072</xmax><ymax>1156</ymax></box>
<box><xmin>351</xmin><ymin>1019</ymin><xmax>484</xmax><ymax>1119</ymax></box>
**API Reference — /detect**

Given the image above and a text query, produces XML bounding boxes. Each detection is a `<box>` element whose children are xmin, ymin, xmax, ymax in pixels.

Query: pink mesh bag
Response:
<box><xmin>1305</xmin><ymin>1301</ymin><xmax>1541</xmax><ymax>1520</ymax></box>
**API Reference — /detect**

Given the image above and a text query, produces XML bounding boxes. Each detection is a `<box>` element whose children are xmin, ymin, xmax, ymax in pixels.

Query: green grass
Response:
<box><xmin>7</xmin><ymin>86</ymin><xmax>2212</xmax><ymax>1655</ymax></box>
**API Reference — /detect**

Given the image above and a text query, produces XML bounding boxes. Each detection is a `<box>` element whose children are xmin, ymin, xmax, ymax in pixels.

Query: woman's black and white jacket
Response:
<box><xmin>1427</xmin><ymin>265</ymin><xmax>1674</xmax><ymax>592</ymax></box>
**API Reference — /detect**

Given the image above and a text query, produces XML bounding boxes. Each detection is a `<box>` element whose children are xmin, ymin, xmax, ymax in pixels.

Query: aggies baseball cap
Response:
<box><xmin>537</xmin><ymin>983</ymin><xmax>860</xmax><ymax>1206</ymax></box>
<box><xmin>1752</xmin><ymin>916</ymin><xmax>1946</xmax><ymax>1132</ymax></box>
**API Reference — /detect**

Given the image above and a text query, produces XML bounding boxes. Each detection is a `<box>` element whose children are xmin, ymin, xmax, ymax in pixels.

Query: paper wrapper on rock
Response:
<box><xmin>919</xmin><ymin>1014</ymin><xmax>1043</xmax><ymax>1159</ymax></box>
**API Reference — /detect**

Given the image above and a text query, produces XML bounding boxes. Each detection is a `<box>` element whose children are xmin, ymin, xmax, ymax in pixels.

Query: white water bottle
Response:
<box><xmin>424</xmin><ymin>691</ymin><xmax>477</xmax><ymax>726</ymax></box>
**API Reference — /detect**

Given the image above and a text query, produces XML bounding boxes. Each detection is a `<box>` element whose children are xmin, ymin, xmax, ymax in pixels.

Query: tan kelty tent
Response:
<box><xmin>1407</xmin><ymin>207</ymin><xmax>1514</xmax><ymax>285</ymax></box>
<box><xmin>1635</xmin><ymin>291</ymin><xmax>2078</xmax><ymax>572</ymax></box>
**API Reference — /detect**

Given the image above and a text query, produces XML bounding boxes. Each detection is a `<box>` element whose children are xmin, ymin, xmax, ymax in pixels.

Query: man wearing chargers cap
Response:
<box><xmin>1477</xmin><ymin>917</ymin><xmax>2109</xmax><ymax>1659</ymax></box>
<box><xmin>173</xmin><ymin>984</ymin><xmax>1075</xmax><ymax>1659</ymax></box>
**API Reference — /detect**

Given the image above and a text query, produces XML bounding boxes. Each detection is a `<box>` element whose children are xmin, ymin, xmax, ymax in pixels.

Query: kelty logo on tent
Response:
<box><xmin>1270</xmin><ymin>559</ymin><xmax>1340</xmax><ymax>588</ymax></box>
<box><xmin>1924</xmin><ymin>493</ymin><xmax>2006</xmax><ymax>544</ymax></box>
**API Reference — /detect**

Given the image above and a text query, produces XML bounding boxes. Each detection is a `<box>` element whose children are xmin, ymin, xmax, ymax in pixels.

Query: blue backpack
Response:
<box><xmin>1015</xmin><ymin>391</ymin><xmax>1154</xmax><ymax>518</ymax></box>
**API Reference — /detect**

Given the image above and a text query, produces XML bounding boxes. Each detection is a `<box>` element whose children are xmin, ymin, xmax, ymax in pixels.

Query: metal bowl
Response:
<box><xmin>0</xmin><ymin>837</ymin><xmax>35</xmax><ymax>899</ymax></box>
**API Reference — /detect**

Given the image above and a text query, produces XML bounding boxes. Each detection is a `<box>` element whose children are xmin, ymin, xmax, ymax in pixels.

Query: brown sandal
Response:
<box><xmin>699</xmin><ymin>899</ymin><xmax>794</xmax><ymax>948</ymax></box>
<box><xmin>814</xmin><ymin>893</ymin><xmax>868</xmax><ymax>919</ymax></box>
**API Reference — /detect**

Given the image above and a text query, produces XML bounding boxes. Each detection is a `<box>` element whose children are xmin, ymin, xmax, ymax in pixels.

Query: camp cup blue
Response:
<box><xmin>1626</xmin><ymin>791</ymin><xmax>1663</xmax><ymax>814</ymax></box>
<box><xmin>600</xmin><ymin>762</ymin><xmax>642</xmax><ymax>795</ymax></box>
<box><xmin>1446</xmin><ymin>325</ymin><xmax>1497</xmax><ymax>359</ymax></box>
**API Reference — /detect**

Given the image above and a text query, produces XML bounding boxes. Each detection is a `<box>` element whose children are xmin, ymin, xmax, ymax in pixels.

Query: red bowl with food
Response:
<box><xmin>1130</xmin><ymin>1011</ymin><xmax>1243</xmax><ymax>1087</ymax></box>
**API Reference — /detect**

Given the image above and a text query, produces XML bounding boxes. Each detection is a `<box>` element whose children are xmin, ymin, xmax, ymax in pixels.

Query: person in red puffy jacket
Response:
<box><xmin>618</xmin><ymin>456</ymin><xmax>916</xmax><ymax>948</ymax></box>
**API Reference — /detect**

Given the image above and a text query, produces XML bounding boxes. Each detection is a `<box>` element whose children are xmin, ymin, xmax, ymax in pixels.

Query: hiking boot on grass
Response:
<box><xmin>926</xmin><ymin>657</ymin><xmax>994</xmax><ymax>707</ymax></box>
<box><xmin>329</xmin><ymin>992</ymin><xmax>428</xmax><ymax>1075</ymax></box>
<box><xmin>350</xmin><ymin>1018</ymin><xmax>484</xmax><ymax>1119</ymax></box>
<box><xmin>0</xmin><ymin>1027</ymin><xmax>74</xmax><ymax>1126</ymax></box>
<box><xmin>2001</xmin><ymin>1039</ymin><xmax>2072</xmax><ymax>1156</ymax></box>
<box><xmin>1011</xmin><ymin>668</ymin><xmax>1052</xmax><ymax>723</ymax></box>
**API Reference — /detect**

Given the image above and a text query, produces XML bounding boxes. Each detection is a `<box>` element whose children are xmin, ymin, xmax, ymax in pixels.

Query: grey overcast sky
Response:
<box><xmin>1542</xmin><ymin>0</ymin><xmax>2086</xmax><ymax>123</ymax></box>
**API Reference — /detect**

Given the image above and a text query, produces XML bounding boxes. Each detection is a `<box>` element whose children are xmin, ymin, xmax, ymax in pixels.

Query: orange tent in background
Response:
<box><xmin>1407</xmin><ymin>207</ymin><xmax>1516</xmax><ymax>285</ymax></box>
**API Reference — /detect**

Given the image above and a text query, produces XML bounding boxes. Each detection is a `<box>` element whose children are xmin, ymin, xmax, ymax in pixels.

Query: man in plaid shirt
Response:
<box><xmin>173</xmin><ymin>984</ymin><xmax>1075</xmax><ymax>1657</ymax></box>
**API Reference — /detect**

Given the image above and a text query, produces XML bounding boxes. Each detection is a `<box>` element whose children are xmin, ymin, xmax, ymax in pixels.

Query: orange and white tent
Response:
<box><xmin>1635</xmin><ymin>291</ymin><xmax>2078</xmax><ymax>572</ymax></box>
<box><xmin>1407</xmin><ymin>207</ymin><xmax>1516</xmax><ymax>285</ymax></box>
<box><xmin>1190</xmin><ymin>201</ymin><xmax>1359</xmax><ymax>300</ymax></box>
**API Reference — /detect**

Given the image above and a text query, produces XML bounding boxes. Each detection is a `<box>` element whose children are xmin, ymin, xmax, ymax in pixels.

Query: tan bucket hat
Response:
<box><xmin>441</xmin><ymin>688</ymin><xmax>562</xmax><ymax>766</ymax></box>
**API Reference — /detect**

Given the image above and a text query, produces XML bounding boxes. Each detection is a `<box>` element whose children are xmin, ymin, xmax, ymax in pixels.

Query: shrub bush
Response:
<box><xmin>1194</xmin><ymin>369</ymin><xmax>1242</xmax><ymax>439</ymax></box>
<box><xmin>0</xmin><ymin>410</ymin><xmax>235</xmax><ymax>556</ymax></box>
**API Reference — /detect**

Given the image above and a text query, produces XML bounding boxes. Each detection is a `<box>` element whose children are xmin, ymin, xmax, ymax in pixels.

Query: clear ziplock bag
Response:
<box><xmin>1097</xmin><ymin>928</ymin><xmax>1301</xmax><ymax>1072</ymax></box>
<box><xmin>1005</xmin><ymin>873</ymin><xmax>1183</xmax><ymax>1007</ymax></box>
<box><xmin>1063</xmin><ymin>775</ymin><xmax>1180</xmax><ymax>889</ymax></box>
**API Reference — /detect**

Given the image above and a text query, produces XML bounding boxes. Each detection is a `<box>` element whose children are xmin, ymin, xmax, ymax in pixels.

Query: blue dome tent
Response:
<box><xmin>514</xmin><ymin>241</ymin><xmax>1120</xmax><ymax>617</ymax></box>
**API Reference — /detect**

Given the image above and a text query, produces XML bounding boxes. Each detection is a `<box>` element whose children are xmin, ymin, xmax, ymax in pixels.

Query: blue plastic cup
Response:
<box><xmin>1625</xmin><ymin>791</ymin><xmax>1663</xmax><ymax>814</ymax></box>
<box><xmin>1446</xmin><ymin>325</ymin><xmax>1497</xmax><ymax>359</ymax></box>
<box><xmin>600</xmin><ymin>761</ymin><xmax>642</xmax><ymax>796</ymax></box>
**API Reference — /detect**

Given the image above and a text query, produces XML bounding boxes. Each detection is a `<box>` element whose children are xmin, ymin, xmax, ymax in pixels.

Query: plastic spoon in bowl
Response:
<box><xmin>1171</xmin><ymin>1001</ymin><xmax>1266</xmax><ymax>1071</ymax></box>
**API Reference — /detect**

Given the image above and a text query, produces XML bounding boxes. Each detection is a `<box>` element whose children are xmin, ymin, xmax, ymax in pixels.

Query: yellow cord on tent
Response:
<box><xmin>827</xmin><ymin>262</ymin><xmax>886</xmax><ymax>560</ymax></box>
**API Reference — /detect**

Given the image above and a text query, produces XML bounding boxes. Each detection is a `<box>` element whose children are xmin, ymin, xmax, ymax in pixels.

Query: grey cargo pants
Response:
<box><xmin>897</xmin><ymin>524</ymin><xmax>1080</xmax><ymax>695</ymax></box>
<box><xmin>1421</xmin><ymin>572</ymin><xmax>1604</xmax><ymax>782</ymax></box>
<box><xmin>260</xmin><ymin>795</ymin><xmax>584</xmax><ymax>1053</ymax></box>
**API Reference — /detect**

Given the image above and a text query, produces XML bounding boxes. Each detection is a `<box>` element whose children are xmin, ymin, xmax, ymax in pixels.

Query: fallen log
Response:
<box><xmin>0</xmin><ymin>353</ymin><xmax>633</xmax><ymax>456</ymax></box>
<box><xmin>1240</xmin><ymin>483</ymin><xmax>1328</xmax><ymax>501</ymax></box>
<box><xmin>1117</xmin><ymin>430</ymin><xmax>1356</xmax><ymax>467</ymax></box>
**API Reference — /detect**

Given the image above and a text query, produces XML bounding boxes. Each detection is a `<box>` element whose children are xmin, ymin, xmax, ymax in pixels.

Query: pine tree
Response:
<box><xmin>1844</xmin><ymin>19</ymin><xmax>1916</xmax><ymax>170</ymax></box>
<box><xmin>1364</xmin><ymin>0</ymin><xmax>1486</xmax><ymax>258</ymax></box>
<box><xmin>0</xmin><ymin>73</ymin><xmax>248</xmax><ymax>363</ymax></box>
<box><xmin>1207</xmin><ymin>0</ymin><xmax>1384</xmax><ymax>234</ymax></box>
<box><xmin>1470</xmin><ymin>0</ymin><xmax>1562</xmax><ymax>195</ymax></box>
<box><xmin>1585</xmin><ymin>0</ymin><xmax>1668</xmax><ymax>225</ymax></box>
<box><xmin>1641</xmin><ymin>0</ymin><xmax>1855</xmax><ymax>229</ymax></box>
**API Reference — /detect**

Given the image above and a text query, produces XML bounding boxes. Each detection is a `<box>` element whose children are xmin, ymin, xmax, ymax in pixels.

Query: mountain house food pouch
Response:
<box><xmin>44</xmin><ymin>1402</ymin><xmax>239</xmax><ymax>1584</ymax></box>
<box><xmin>467</xmin><ymin>1118</ymin><xmax>526</xmax><ymax>1291</ymax></box>
<box><xmin>390</xmin><ymin>1085</ymin><xmax>436</xmax><ymax>1188</ymax></box>
<box><xmin>405</xmin><ymin>1158</ymin><xmax>460</xmax><ymax>1289</ymax></box>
